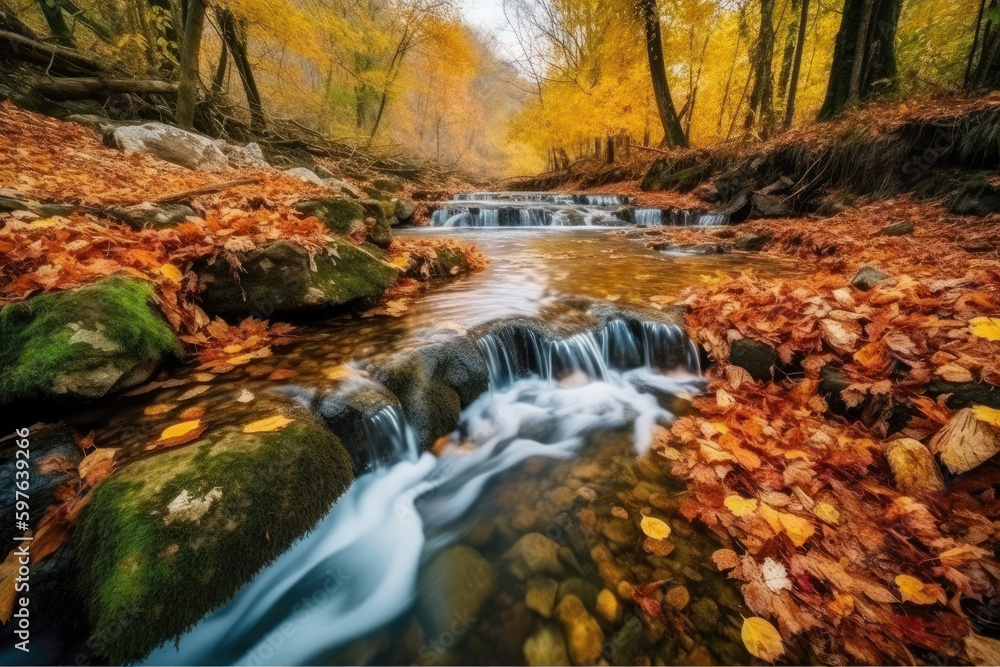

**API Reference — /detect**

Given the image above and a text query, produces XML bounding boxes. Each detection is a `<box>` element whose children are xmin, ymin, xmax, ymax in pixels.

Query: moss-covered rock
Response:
<box><xmin>360</xmin><ymin>198</ymin><xmax>397</xmax><ymax>245</ymax></box>
<box><xmin>74</xmin><ymin>395</ymin><xmax>354</xmax><ymax>663</ymax></box>
<box><xmin>197</xmin><ymin>239</ymin><xmax>398</xmax><ymax>319</ymax></box>
<box><xmin>0</xmin><ymin>277</ymin><xmax>180</xmax><ymax>403</ymax></box>
<box><xmin>376</xmin><ymin>338</ymin><xmax>488</xmax><ymax>447</ymax></box>
<box><xmin>950</xmin><ymin>172</ymin><xmax>1000</xmax><ymax>216</ymax></box>
<box><xmin>315</xmin><ymin>378</ymin><xmax>398</xmax><ymax>472</ymax></box>
<box><xmin>373</xmin><ymin>178</ymin><xmax>402</xmax><ymax>193</ymax></box>
<box><xmin>294</xmin><ymin>198</ymin><xmax>367</xmax><ymax>236</ymax></box>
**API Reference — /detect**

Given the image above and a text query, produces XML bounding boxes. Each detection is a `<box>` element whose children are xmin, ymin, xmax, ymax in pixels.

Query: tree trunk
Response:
<box><xmin>745</xmin><ymin>0</ymin><xmax>777</xmax><ymax>133</ymax></box>
<box><xmin>818</xmin><ymin>0</ymin><xmax>900</xmax><ymax>120</ymax></box>
<box><xmin>218</xmin><ymin>8</ymin><xmax>265</xmax><ymax>132</ymax></box>
<box><xmin>639</xmin><ymin>0</ymin><xmax>687</xmax><ymax>148</ymax></box>
<box><xmin>966</xmin><ymin>0</ymin><xmax>989</xmax><ymax>88</ymax></box>
<box><xmin>211</xmin><ymin>39</ymin><xmax>228</xmax><ymax>96</ymax></box>
<box><xmin>777</xmin><ymin>0</ymin><xmax>801</xmax><ymax>106</ymax></box>
<box><xmin>175</xmin><ymin>0</ymin><xmax>206</xmax><ymax>130</ymax></box>
<box><xmin>783</xmin><ymin>0</ymin><xmax>810</xmax><ymax>126</ymax></box>
<box><xmin>37</xmin><ymin>0</ymin><xmax>74</xmax><ymax>46</ymax></box>
<box><xmin>847</xmin><ymin>0</ymin><xmax>875</xmax><ymax>104</ymax></box>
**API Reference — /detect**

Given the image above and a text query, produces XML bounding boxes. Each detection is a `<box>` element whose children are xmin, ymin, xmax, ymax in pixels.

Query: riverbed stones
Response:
<box><xmin>884</xmin><ymin>438</ymin><xmax>945</xmax><ymax>494</ymax></box>
<box><xmin>376</xmin><ymin>337</ymin><xmax>488</xmax><ymax>447</ymax></box>
<box><xmin>285</xmin><ymin>166</ymin><xmax>326</xmax><ymax>186</ymax></box>
<box><xmin>595</xmin><ymin>588</ymin><xmax>622</xmax><ymax>624</ymax></box>
<box><xmin>729</xmin><ymin>338</ymin><xmax>777</xmax><ymax>382</ymax></box>
<box><xmin>197</xmin><ymin>239</ymin><xmax>398</xmax><ymax>319</ymax></box>
<box><xmin>688</xmin><ymin>597</ymin><xmax>720</xmax><ymax>634</ymax></box>
<box><xmin>111</xmin><ymin>122</ymin><xmax>230</xmax><ymax>171</ymax></box>
<box><xmin>524</xmin><ymin>623</ymin><xmax>570</xmax><ymax>666</ymax></box>
<box><xmin>526</xmin><ymin>576</ymin><xmax>559</xmax><ymax>618</ymax></box>
<box><xmin>554</xmin><ymin>594</ymin><xmax>605</xmax><ymax>664</ymax></box>
<box><xmin>879</xmin><ymin>220</ymin><xmax>915</xmax><ymax>236</ymax></box>
<box><xmin>418</xmin><ymin>545</ymin><xmax>497</xmax><ymax>638</ymax></box>
<box><xmin>505</xmin><ymin>532</ymin><xmax>563</xmax><ymax>580</ymax></box>
<box><xmin>74</xmin><ymin>394</ymin><xmax>354</xmax><ymax>663</ymax></box>
<box><xmin>851</xmin><ymin>265</ymin><xmax>890</xmax><ymax>292</ymax></box>
<box><xmin>0</xmin><ymin>276</ymin><xmax>180</xmax><ymax>403</ymax></box>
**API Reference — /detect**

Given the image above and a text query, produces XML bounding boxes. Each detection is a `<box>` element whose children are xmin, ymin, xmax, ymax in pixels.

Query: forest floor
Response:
<box><xmin>615</xmin><ymin>197</ymin><xmax>1000</xmax><ymax>660</ymax></box>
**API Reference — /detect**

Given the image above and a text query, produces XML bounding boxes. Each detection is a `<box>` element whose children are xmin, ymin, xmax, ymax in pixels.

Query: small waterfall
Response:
<box><xmin>362</xmin><ymin>404</ymin><xmax>420</xmax><ymax>466</ymax></box>
<box><xmin>635</xmin><ymin>208</ymin><xmax>663</xmax><ymax>226</ymax></box>
<box><xmin>697</xmin><ymin>212</ymin><xmax>729</xmax><ymax>226</ymax></box>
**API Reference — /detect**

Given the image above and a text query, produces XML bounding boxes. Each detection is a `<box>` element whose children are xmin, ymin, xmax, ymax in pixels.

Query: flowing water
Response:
<box><xmin>16</xmin><ymin>222</ymin><xmax>794</xmax><ymax>666</ymax></box>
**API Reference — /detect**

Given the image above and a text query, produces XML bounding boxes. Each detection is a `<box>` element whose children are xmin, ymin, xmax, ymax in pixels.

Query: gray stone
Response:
<box><xmin>322</xmin><ymin>178</ymin><xmax>364</xmax><ymax>199</ymax></box>
<box><xmin>395</xmin><ymin>199</ymin><xmax>416</xmax><ymax>223</ymax></box>
<box><xmin>285</xmin><ymin>167</ymin><xmax>326</xmax><ymax>186</ymax></box>
<box><xmin>733</xmin><ymin>233</ymin><xmax>772</xmax><ymax>251</ymax></box>
<box><xmin>315</xmin><ymin>378</ymin><xmax>398</xmax><ymax>472</ymax></box>
<box><xmin>111</xmin><ymin>123</ymin><xmax>229</xmax><ymax>172</ymax></box>
<box><xmin>729</xmin><ymin>339</ymin><xmax>777</xmax><ymax>382</ymax></box>
<box><xmin>217</xmin><ymin>140</ymin><xmax>269</xmax><ymax>168</ymax></box>
<box><xmin>878</xmin><ymin>220</ymin><xmax>915</xmax><ymax>236</ymax></box>
<box><xmin>851</xmin><ymin>265</ymin><xmax>890</xmax><ymax>292</ymax></box>
<box><xmin>119</xmin><ymin>202</ymin><xmax>195</xmax><ymax>228</ymax></box>
<box><xmin>751</xmin><ymin>193</ymin><xmax>789</xmax><ymax>217</ymax></box>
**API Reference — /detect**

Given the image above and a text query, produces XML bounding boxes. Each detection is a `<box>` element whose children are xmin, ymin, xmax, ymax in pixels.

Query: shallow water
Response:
<box><xmin>21</xmin><ymin>226</ymin><xmax>793</xmax><ymax>666</ymax></box>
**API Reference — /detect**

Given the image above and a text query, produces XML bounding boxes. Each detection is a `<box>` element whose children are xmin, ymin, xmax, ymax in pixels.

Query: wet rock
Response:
<box><xmin>576</xmin><ymin>486</ymin><xmax>597</xmax><ymax>503</ymax></box>
<box><xmin>851</xmin><ymin>266</ymin><xmax>890</xmax><ymax>292</ymax></box>
<box><xmin>505</xmin><ymin>533</ymin><xmax>563</xmax><ymax>580</ymax></box>
<box><xmin>74</xmin><ymin>394</ymin><xmax>354</xmax><ymax>663</ymax></box>
<box><xmin>557</xmin><ymin>577</ymin><xmax>599</xmax><ymax>613</ymax></box>
<box><xmin>111</xmin><ymin>122</ymin><xmax>229</xmax><ymax>171</ymax></box>
<box><xmin>683</xmin><ymin>644</ymin><xmax>715</xmax><ymax>665</ymax></box>
<box><xmin>395</xmin><ymin>199</ymin><xmax>417</xmax><ymax>224</ymax></box>
<box><xmin>885</xmin><ymin>438</ymin><xmax>945</xmax><ymax>495</ymax></box>
<box><xmin>732</xmin><ymin>233</ymin><xmax>772</xmax><ymax>252</ymax></box>
<box><xmin>376</xmin><ymin>337</ymin><xmax>489</xmax><ymax>447</ymax></box>
<box><xmin>607</xmin><ymin>615</ymin><xmax>644</xmax><ymax>665</ymax></box>
<box><xmin>595</xmin><ymin>588</ymin><xmax>622</xmax><ymax>624</ymax></box>
<box><xmin>526</xmin><ymin>576</ymin><xmax>559</xmax><ymax>618</ymax></box>
<box><xmin>601</xmin><ymin>517</ymin><xmax>635</xmax><ymax>546</ymax></box>
<box><xmin>119</xmin><ymin>202</ymin><xmax>195</xmax><ymax>228</ymax></box>
<box><xmin>554</xmin><ymin>594</ymin><xmax>605</xmax><ymax>665</ymax></box>
<box><xmin>878</xmin><ymin>220</ymin><xmax>915</xmax><ymax>236</ymax></box>
<box><xmin>285</xmin><ymin>166</ymin><xmax>326</xmax><ymax>186</ymax></box>
<box><xmin>197</xmin><ymin>239</ymin><xmax>398</xmax><ymax>319</ymax></box>
<box><xmin>616</xmin><ymin>580</ymin><xmax>635</xmax><ymax>601</ymax></box>
<box><xmin>688</xmin><ymin>598</ymin><xmax>721</xmax><ymax>634</ymax></box>
<box><xmin>315</xmin><ymin>379</ymin><xmax>398</xmax><ymax>472</ymax></box>
<box><xmin>524</xmin><ymin>623</ymin><xmax>570</xmax><ymax>666</ymax></box>
<box><xmin>0</xmin><ymin>423</ymin><xmax>80</xmax><ymax>544</ymax></box>
<box><xmin>665</xmin><ymin>585</ymin><xmax>690</xmax><ymax>610</ymax></box>
<box><xmin>359</xmin><ymin>199</ymin><xmax>397</xmax><ymax>246</ymax></box>
<box><xmin>729</xmin><ymin>339</ymin><xmax>777</xmax><ymax>382</ymax></box>
<box><xmin>0</xmin><ymin>276</ymin><xmax>179</xmax><ymax>403</ymax></box>
<box><xmin>418</xmin><ymin>545</ymin><xmax>497</xmax><ymax>638</ymax></box>
<box><xmin>927</xmin><ymin>380</ymin><xmax>1000</xmax><ymax>410</ymax></box>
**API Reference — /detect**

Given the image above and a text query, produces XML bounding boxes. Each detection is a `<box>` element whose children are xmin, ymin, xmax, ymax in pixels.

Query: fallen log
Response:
<box><xmin>30</xmin><ymin>76</ymin><xmax>178</xmax><ymax>100</ymax></box>
<box><xmin>0</xmin><ymin>29</ymin><xmax>102</xmax><ymax>76</ymax></box>
<box><xmin>150</xmin><ymin>178</ymin><xmax>261</xmax><ymax>204</ymax></box>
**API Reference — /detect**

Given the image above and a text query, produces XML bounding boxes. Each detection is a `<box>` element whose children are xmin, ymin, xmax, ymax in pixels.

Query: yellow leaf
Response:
<box><xmin>640</xmin><ymin>514</ymin><xmax>671</xmax><ymax>539</ymax></box>
<box><xmin>972</xmin><ymin>405</ymin><xmax>1000</xmax><ymax>429</ymax></box>
<box><xmin>969</xmin><ymin>317</ymin><xmax>1000</xmax><ymax>341</ymax></box>
<box><xmin>243</xmin><ymin>415</ymin><xmax>294</xmax><ymax>434</ymax></box>
<box><xmin>778</xmin><ymin>511</ymin><xmax>815</xmax><ymax>546</ymax></box>
<box><xmin>160</xmin><ymin>420</ymin><xmax>202</xmax><ymax>441</ymax></box>
<box><xmin>741</xmin><ymin>617</ymin><xmax>784</xmax><ymax>662</ymax></box>
<box><xmin>389</xmin><ymin>256</ymin><xmax>410</xmax><ymax>268</ymax></box>
<box><xmin>938</xmin><ymin>544</ymin><xmax>989</xmax><ymax>567</ymax></box>
<box><xmin>223</xmin><ymin>344</ymin><xmax>244</xmax><ymax>354</ymax></box>
<box><xmin>143</xmin><ymin>403</ymin><xmax>174</xmax><ymax>416</ymax></box>
<box><xmin>724</xmin><ymin>495</ymin><xmax>759</xmax><ymax>517</ymax></box>
<box><xmin>158</xmin><ymin>263</ymin><xmax>183</xmax><ymax>283</ymax></box>
<box><xmin>895</xmin><ymin>574</ymin><xmax>946</xmax><ymax>605</ymax></box>
<box><xmin>30</xmin><ymin>216</ymin><xmax>69</xmax><ymax>228</ymax></box>
<box><xmin>813</xmin><ymin>501</ymin><xmax>840</xmax><ymax>525</ymax></box>
<box><xmin>757</xmin><ymin>502</ymin><xmax>784</xmax><ymax>534</ymax></box>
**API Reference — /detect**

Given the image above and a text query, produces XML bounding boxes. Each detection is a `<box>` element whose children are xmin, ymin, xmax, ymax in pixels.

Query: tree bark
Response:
<box><xmin>175</xmin><ymin>0</ymin><xmax>206</xmax><ymax>130</ymax></box>
<box><xmin>966</xmin><ymin>0</ymin><xmax>988</xmax><ymax>88</ymax></box>
<box><xmin>745</xmin><ymin>0</ymin><xmax>777</xmax><ymax>133</ymax></box>
<box><xmin>783</xmin><ymin>0</ymin><xmax>810</xmax><ymax>126</ymax></box>
<box><xmin>218</xmin><ymin>8</ymin><xmax>265</xmax><ymax>132</ymax></box>
<box><xmin>37</xmin><ymin>0</ymin><xmax>74</xmax><ymax>46</ymax></box>
<box><xmin>847</xmin><ymin>0</ymin><xmax>875</xmax><ymax>104</ymax></box>
<box><xmin>818</xmin><ymin>0</ymin><xmax>899</xmax><ymax>120</ymax></box>
<box><xmin>211</xmin><ymin>39</ymin><xmax>228</xmax><ymax>96</ymax></box>
<box><xmin>777</xmin><ymin>0</ymin><xmax>801</xmax><ymax>106</ymax></box>
<box><xmin>639</xmin><ymin>0</ymin><xmax>687</xmax><ymax>148</ymax></box>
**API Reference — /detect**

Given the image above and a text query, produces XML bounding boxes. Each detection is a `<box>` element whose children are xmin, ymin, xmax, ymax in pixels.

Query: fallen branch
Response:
<box><xmin>0</xmin><ymin>29</ymin><xmax>103</xmax><ymax>76</ymax></box>
<box><xmin>629</xmin><ymin>143</ymin><xmax>672</xmax><ymax>156</ymax></box>
<box><xmin>31</xmin><ymin>77</ymin><xmax>178</xmax><ymax>100</ymax></box>
<box><xmin>150</xmin><ymin>177</ymin><xmax>261</xmax><ymax>204</ymax></box>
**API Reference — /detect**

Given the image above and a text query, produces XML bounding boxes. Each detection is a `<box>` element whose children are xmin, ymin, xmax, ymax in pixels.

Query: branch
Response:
<box><xmin>30</xmin><ymin>77</ymin><xmax>179</xmax><ymax>100</ymax></box>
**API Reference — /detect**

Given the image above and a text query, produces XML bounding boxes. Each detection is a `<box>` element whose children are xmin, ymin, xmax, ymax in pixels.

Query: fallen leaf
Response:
<box><xmin>158</xmin><ymin>263</ymin><xmax>182</xmax><ymax>283</ymax></box>
<box><xmin>742</xmin><ymin>617</ymin><xmax>784</xmax><ymax>662</ymax></box>
<box><xmin>895</xmin><ymin>574</ymin><xmax>946</xmax><ymax>605</ymax></box>
<box><xmin>969</xmin><ymin>317</ymin><xmax>1000</xmax><ymax>341</ymax></box>
<box><xmin>243</xmin><ymin>415</ymin><xmax>294</xmax><ymax>433</ymax></box>
<box><xmin>712</xmin><ymin>549</ymin><xmax>740</xmax><ymax>571</ymax></box>
<box><xmin>640</xmin><ymin>514</ymin><xmax>671</xmax><ymax>539</ymax></box>
<box><xmin>725</xmin><ymin>495</ymin><xmax>759</xmax><ymax>516</ymax></box>
<box><xmin>78</xmin><ymin>448</ymin><xmax>117</xmax><ymax>486</ymax></box>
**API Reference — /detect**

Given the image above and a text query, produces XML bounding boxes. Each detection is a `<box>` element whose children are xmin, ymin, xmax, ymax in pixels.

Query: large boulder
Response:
<box><xmin>197</xmin><ymin>240</ymin><xmax>398</xmax><ymax>319</ymax></box>
<box><xmin>111</xmin><ymin>123</ymin><xmax>229</xmax><ymax>172</ymax></box>
<box><xmin>285</xmin><ymin>167</ymin><xmax>325</xmax><ymax>186</ymax></box>
<box><xmin>729</xmin><ymin>339</ymin><xmax>777</xmax><ymax>382</ymax></box>
<box><xmin>359</xmin><ymin>198</ymin><xmax>397</xmax><ymax>245</ymax></box>
<box><xmin>395</xmin><ymin>199</ymin><xmax>416</xmax><ymax>224</ymax></box>
<box><xmin>216</xmin><ymin>140</ymin><xmax>268</xmax><ymax>169</ymax></box>
<box><xmin>0</xmin><ymin>277</ymin><xmax>180</xmax><ymax>403</ymax></box>
<box><xmin>294</xmin><ymin>198</ymin><xmax>367</xmax><ymax>236</ymax></box>
<box><xmin>74</xmin><ymin>394</ymin><xmax>354</xmax><ymax>663</ymax></box>
<box><xmin>376</xmin><ymin>337</ymin><xmax>489</xmax><ymax>447</ymax></box>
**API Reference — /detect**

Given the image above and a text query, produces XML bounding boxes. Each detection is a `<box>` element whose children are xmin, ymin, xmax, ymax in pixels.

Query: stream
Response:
<box><xmin>18</xmin><ymin>203</ymin><xmax>794</xmax><ymax>666</ymax></box>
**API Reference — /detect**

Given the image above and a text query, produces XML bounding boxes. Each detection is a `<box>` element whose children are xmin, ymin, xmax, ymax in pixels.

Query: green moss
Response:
<box><xmin>313</xmin><ymin>240</ymin><xmax>398</xmax><ymax>301</ymax></box>
<box><xmin>432</xmin><ymin>249</ymin><xmax>468</xmax><ymax>276</ymax></box>
<box><xmin>0</xmin><ymin>276</ymin><xmax>179</xmax><ymax>402</ymax></box>
<box><xmin>372</xmin><ymin>178</ymin><xmax>402</xmax><ymax>193</ymax></box>
<box><xmin>75</xmin><ymin>399</ymin><xmax>354</xmax><ymax>663</ymax></box>
<box><xmin>295</xmin><ymin>198</ymin><xmax>366</xmax><ymax>235</ymax></box>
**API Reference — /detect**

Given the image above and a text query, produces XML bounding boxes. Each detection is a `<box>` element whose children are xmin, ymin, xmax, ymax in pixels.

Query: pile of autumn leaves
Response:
<box><xmin>652</xmin><ymin>261</ymin><xmax>1000</xmax><ymax>663</ymax></box>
